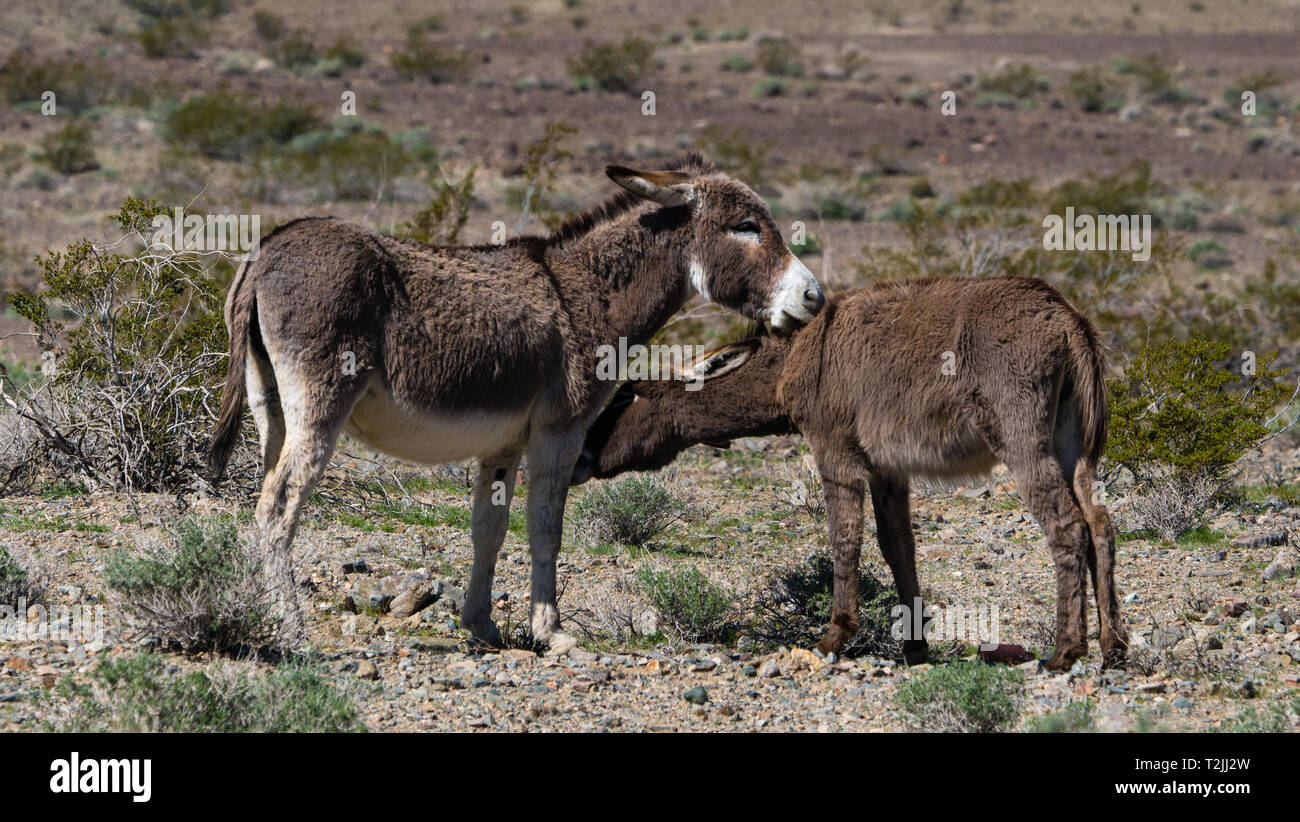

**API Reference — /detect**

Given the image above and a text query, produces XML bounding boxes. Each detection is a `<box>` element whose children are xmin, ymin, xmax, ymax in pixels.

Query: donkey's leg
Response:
<box><xmin>815</xmin><ymin>475</ymin><xmax>866</xmax><ymax>656</ymax></box>
<box><xmin>525</xmin><ymin>425</ymin><xmax>586</xmax><ymax>654</ymax></box>
<box><xmin>462</xmin><ymin>449</ymin><xmax>524</xmax><ymax>648</ymax></box>
<box><xmin>1073</xmin><ymin>462</ymin><xmax>1128</xmax><ymax>668</ymax></box>
<box><xmin>869</xmin><ymin>475</ymin><xmax>928</xmax><ymax>665</ymax></box>
<box><xmin>246</xmin><ymin>346</ymin><xmax>285</xmax><ymax>476</ymax></box>
<box><xmin>254</xmin><ymin>425</ymin><xmax>341</xmax><ymax>646</ymax></box>
<box><xmin>1005</xmin><ymin>453</ymin><xmax>1091</xmax><ymax>670</ymax></box>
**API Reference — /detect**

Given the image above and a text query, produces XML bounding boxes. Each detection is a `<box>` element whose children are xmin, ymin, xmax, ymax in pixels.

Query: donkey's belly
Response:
<box><xmin>345</xmin><ymin>391</ymin><xmax>531</xmax><ymax>464</ymax></box>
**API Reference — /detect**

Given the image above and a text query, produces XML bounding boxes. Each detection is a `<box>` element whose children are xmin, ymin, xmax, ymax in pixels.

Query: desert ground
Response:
<box><xmin>1</xmin><ymin>0</ymin><xmax>1298</xmax><ymax>732</ymax></box>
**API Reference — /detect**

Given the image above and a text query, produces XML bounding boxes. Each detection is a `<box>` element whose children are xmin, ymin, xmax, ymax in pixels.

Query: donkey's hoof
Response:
<box><xmin>463</xmin><ymin>619</ymin><xmax>503</xmax><ymax>650</ymax></box>
<box><xmin>1044</xmin><ymin>648</ymin><xmax>1085</xmax><ymax>671</ymax></box>
<box><xmin>1100</xmin><ymin>647</ymin><xmax>1128</xmax><ymax>670</ymax></box>
<box><xmin>902</xmin><ymin>641</ymin><xmax>929</xmax><ymax>666</ymax></box>
<box><xmin>544</xmin><ymin>631</ymin><xmax>578</xmax><ymax>658</ymax></box>
<box><xmin>813</xmin><ymin>633</ymin><xmax>849</xmax><ymax>658</ymax></box>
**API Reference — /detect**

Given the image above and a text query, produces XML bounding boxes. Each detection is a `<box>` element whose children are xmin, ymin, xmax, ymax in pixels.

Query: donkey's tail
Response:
<box><xmin>208</xmin><ymin>258</ymin><xmax>255</xmax><ymax>482</ymax></box>
<box><xmin>1067</xmin><ymin>313</ymin><xmax>1109</xmax><ymax>472</ymax></box>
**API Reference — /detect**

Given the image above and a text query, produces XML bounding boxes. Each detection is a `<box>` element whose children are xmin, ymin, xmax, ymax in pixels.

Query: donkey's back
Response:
<box><xmin>780</xmin><ymin>277</ymin><xmax>1107</xmax><ymax>484</ymax></box>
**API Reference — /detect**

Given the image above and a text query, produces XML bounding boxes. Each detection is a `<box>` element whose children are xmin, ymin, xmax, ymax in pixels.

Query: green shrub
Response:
<box><xmin>750</xmin><ymin>77</ymin><xmax>788</xmax><ymax>97</ymax></box>
<box><xmin>721</xmin><ymin>54</ymin><xmax>754</xmax><ymax>72</ymax></box>
<box><xmin>1216</xmin><ymin>699</ymin><xmax>1298</xmax><ymax>733</ymax></box>
<box><xmin>701</xmin><ymin>126</ymin><xmax>769</xmax><ymax>187</ymax></box>
<box><xmin>1106</xmin><ymin>335</ymin><xmax>1294</xmax><ymax>482</ymax></box>
<box><xmin>165</xmin><ymin>88</ymin><xmax>322</xmax><ymax>160</ymax></box>
<box><xmin>0</xmin><ymin>53</ymin><xmax>111</xmax><ymax>113</ymax></box>
<box><xmin>637</xmin><ymin>564</ymin><xmax>733</xmax><ymax>642</ymax></box>
<box><xmin>751</xmin><ymin>552</ymin><xmax>898</xmax><ymax>657</ymax></box>
<box><xmin>977</xmin><ymin>63</ymin><xmax>1048</xmax><ymax>99</ymax></box>
<box><xmin>895</xmin><ymin>661</ymin><xmax>1023</xmax><ymax>732</ymax></box>
<box><xmin>37</xmin><ymin>120</ymin><xmax>99</xmax><ymax>175</ymax></box>
<box><xmin>572</xmin><ymin>474</ymin><xmax>685</xmax><ymax>546</ymax></box>
<box><xmin>1028</xmin><ymin>699</ymin><xmax>1097</xmax><ymax>732</ymax></box>
<box><xmin>276</xmin><ymin>123</ymin><xmax>411</xmax><ymax>200</ymax></box>
<box><xmin>48</xmin><ymin>654</ymin><xmax>365</xmax><ymax>732</ymax></box>
<box><xmin>1187</xmin><ymin>239</ymin><xmax>1232</xmax><ymax>269</ymax></box>
<box><xmin>269</xmin><ymin>27</ymin><xmax>318</xmax><ymax>69</ymax></box>
<box><xmin>756</xmin><ymin>37</ymin><xmax>803</xmax><ymax>77</ymax></box>
<box><xmin>1045</xmin><ymin>159</ymin><xmax>1158</xmax><ymax>219</ymax></box>
<box><xmin>137</xmin><ymin>16</ymin><xmax>207</xmax><ymax>59</ymax></box>
<box><xmin>1068</xmin><ymin>66</ymin><xmax>1121</xmax><ymax>113</ymax></box>
<box><xmin>567</xmin><ymin>37</ymin><xmax>656</xmax><ymax>92</ymax></box>
<box><xmin>390</xmin><ymin>29</ymin><xmax>476</xmax><ymax>84</ymax></box>
<box><xmin>402</xmin><ymin>165</ymin><xmax>477</xmax><ymax>245</ymax></box>
<box><xmin>252</xmin><ymin>9</ymin><xmax>287</xmax><ymax>40</ymax></box>
<box><xmin>105</xmin><ymin>515</ymin><xmax>276</xmax><ymax>652</ymax></box>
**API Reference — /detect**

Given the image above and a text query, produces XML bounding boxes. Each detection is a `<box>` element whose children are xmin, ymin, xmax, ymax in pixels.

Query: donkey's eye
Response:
<box><xmin>731</xmin><ymin>219</ymin><xmax>761</xmax><ymax>236</ymax></box>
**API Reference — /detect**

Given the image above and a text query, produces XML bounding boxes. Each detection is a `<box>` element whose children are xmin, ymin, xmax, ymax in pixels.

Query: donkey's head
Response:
<box><xmin>606</xmin><ymin>159</ymin><xmax>824</xmax><ymax>331</ymax></box>
<box><xmin>572</xmin><ymin>334</ymin><xmax>794</xmax><ymax>484</ymax></box>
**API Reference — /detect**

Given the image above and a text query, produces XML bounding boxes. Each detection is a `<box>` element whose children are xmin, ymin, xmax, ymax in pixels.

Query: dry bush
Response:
<box><xmin>764</xmin><ymin>455</ymin><xmax>825</xmax><ymax>520</ymax></box>
<box><xmin>1118</xmin><ymin>466</ymin><xmax>1224</xmax><ymax>542</ymax></box>
<box><xmin>2</xmin><ymin>197</ymin><xmax>259</xmax><ymax>495</ymax></box>
<box><xmin>0</xmin><ymin>543</ymin><xmax>48</xmax><ymax>610</ymax></box>
<box><xmin>104</xmin><ymin>516</ymin><xmax>279</xmax><ymax>653</ymax></box>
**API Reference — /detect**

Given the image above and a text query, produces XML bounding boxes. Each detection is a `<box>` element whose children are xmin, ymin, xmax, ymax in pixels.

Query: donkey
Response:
<box><xmin>207</xmin><ymin>152</ymin><xmax>824</xmax><ymax>652</ymax></box>
<box><xmin>574</xmin><ymin>277</ymin><xmax>1127</xmax><ymax>671</ymax></box>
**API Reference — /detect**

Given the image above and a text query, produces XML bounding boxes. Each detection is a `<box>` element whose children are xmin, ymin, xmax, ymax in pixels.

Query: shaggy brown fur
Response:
<box><xmin>576</xmin><ymin>277</ymin><xmax>1127</xmax><ymax>671</ymax></box>
<box><xmin>208</xmin><ymin>153</ymin><xmax>824</xmax><ymax>650</ymax></box>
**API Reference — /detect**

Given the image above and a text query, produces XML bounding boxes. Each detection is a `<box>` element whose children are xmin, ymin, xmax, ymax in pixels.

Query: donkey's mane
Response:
<box><xmin>547</xmin><ymin>151</ymin><xmax>718</xmax><ymax>246</ymax></box>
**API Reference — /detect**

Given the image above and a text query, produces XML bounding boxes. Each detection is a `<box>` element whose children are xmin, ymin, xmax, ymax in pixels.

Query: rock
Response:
<box><xmin>568</xmin><ymin>647</ymin><xmax>598</xmax><ymax>665</ymax></box>
<box><xmin>957</xmin><ymin>486</ymin><xmax>990</xmax><ymax>499</ymax></box>
<box><xmin>644</xmin><ymin>658</ymin><xmax>673</xmax><ymax>675</ymax></box>
<box><xmin>1135</xmin><ymin>681</ymin><xmax>1167</xmax><ymax>694</ymax></box>
<box><xmin>1224</xmin><ymin>600</ymin><xmax>1249</xmax><ymax>617</ymax></box>
<box><xmin>741</xmin><ymin>664</ymin><xmax>757</xmax><ymax>677</ymax></box>
<box><xmin>757</xmin><ymin>659</ymin><xmax>781</xmax><ymax>678</ymax></box>
<box><xmin>785</xmin><ymin>648</ymin><xmax>824</xmax><ymax>672</ymax></box>
<box><xmin>341</xmin><ymin>559</ymin><xmax>368</xmax><ymax>574</ymax></box>
<box><xmin>1230</xmin><ymin>531</ymin><xmax>1287</xmax><ymax>549</ymax></box>
<box><xmin>1205</xmin><ymin>635</ymin><xmax>1224</xmax><ymax>650</ymax></box>
<box><xmin>979</xmin><ymin>644</ymin><xmax>1035</xmax><ymax>664</ymax></box>
<box><xmin>390</xmin><ymin>582</ymin><xmax>439</xmax><ymax>619</ymax></box>
<box><xmin>1017</xmin><ymin>659</ymin><xmax>1044</xmax><ymax>675</ymax></box>
<box><xmin>4</xmin><ymin>656</ymin><xmax>32</xmax><ymax>672</ymax></box>
<box><xmin>1172</xmin><ymin>697</ymin><xmax>1193</xmax><ymax>709</ymax></box>
<box><xmin>1241</xmin><ymin>617</ymin><xmax>1258</xmax><ymax>635</ymax></box>
<box><xmin>691</xmin><ymin>658</ymin><xmax>718</xmax><ymax>673</ymax></box>
<box><xmin>404</xmin><ymin>637</ymin><xmax>459</xmax><ymax>653</ymax></box>
<box><xmin>355</xmin><ymin>660</ymin><xmax>380</xmax><ymax>680</ymax></box>
<box><xmin>682</xmin><ymin>686</ymin><xmax>710</xmax><ymax>705</ymax></box>
<box><xmin>1151</xmin><ymin>625</ymin><xmax>1184</xmax><ymax>650</ymax></box>
<box><xmin>350</xmin><ymin>579</ymin><xmax>394</xmax><ymax>614</ymax></box>
<box><xmin>501</xmin><ymin>649</ymin><xmax>536</xmax><ymax>663</ymax></box>
<box><xmin>1262</xmin><ymin>550</ymin><xmax>1294</xmax><ymax>581</ymax></box>
<box><xmin>437</xmin><ymin>584</ymin><xmax>466</xmax><ymax>614</ymax></box>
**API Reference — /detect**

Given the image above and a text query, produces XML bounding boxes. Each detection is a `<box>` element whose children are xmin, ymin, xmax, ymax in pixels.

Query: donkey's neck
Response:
<box><xmin>546</xmin><ymin>207</ymin><xmax>692</xmax><ymax>345</ymax></box>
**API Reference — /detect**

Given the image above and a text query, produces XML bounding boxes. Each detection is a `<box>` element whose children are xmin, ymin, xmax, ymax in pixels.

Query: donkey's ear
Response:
<box><xmin>684</xmin><ymin>341</ymin><xmax>758</xmax><ymax>382</ymax></box>
<box><xmin>606</xmin><ymin>166</ymin><xmax>698</xmax><ymax>208</ymax></box>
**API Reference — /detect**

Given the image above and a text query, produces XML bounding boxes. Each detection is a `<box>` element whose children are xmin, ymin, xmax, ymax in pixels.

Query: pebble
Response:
<box><xmin>355</xmin><ymin>660</ymin><xmax>380</xmax><ymax>680</ymax></box>
<box><xmin>683</xmin><ymin>686</ymin><xmax>709</xmax><ymax>705</ymax></box>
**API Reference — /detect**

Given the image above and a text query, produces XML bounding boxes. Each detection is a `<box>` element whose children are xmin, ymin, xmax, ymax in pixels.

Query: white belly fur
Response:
<box><xmin>345</xmin><ymin>392</ymin><xmax>531</xmax><ymax>464</ymax></box>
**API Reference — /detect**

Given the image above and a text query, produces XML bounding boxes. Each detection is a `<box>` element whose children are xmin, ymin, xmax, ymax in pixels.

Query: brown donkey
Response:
<box><xmin>575</xmin><ymin>277</ymin><xmax>1127</xmax><ymax>670</ymax></box>
<box><xmin>208</xmin><ymin>153</ymin><xmax>824</xmax><ymax>651</ymax></box>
